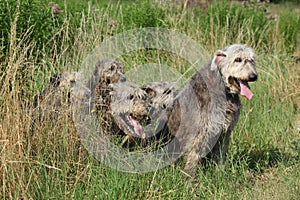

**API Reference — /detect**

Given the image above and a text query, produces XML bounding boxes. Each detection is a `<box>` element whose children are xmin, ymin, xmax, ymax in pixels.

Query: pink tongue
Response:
<box><xmin>128</xmin><ymin>116</ymin><xmax>145</xmax><ymax>139</ymax></box>
<box><xmin>240</xmin><ymin>81</ymin><xmax>253</xmax><ymax>100</ymax></box>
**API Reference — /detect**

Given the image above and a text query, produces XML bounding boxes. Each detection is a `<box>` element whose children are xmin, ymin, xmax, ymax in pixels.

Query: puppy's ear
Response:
<box><xmin>211</xmin><ymin>50</ymin><xmax>227</xmax><ymax>70</ymax></box>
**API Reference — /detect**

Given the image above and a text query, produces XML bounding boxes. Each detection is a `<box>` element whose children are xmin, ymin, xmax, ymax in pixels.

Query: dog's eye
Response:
<box><xmin>163</xmin><ymin>89</ymin><xmax>172</xmax><ymax>95</ymax></box>
<box><xmin>127</xmin><ymin>94</ymin><xmax>134</xmax><ymax>100</ymax></box>
<box><xmin>110</xmin><ymin>65</ymin><xmax>115</xmax><ymax>71</ymax></box>
<box><xmin>234</xmin><ymin>58</ymin><xmax>242</xmax><ymax>62</ymax></box>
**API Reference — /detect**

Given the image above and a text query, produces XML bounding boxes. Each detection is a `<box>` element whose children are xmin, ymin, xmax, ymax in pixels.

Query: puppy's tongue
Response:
<box><xmin>128</xmin><ymin>116</ymin><xmax>145</xmax><ymax>139</ymax></box>
<box><xmin>239</xmin><ymin>81</ymin><xmax>253</xmax><ymax>100</ymax></box>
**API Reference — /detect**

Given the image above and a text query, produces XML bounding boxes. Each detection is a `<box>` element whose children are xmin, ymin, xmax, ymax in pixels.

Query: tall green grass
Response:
<box><xmin>0</xmin><ymin>0</ymin><xmax>299</xmax><ymax>199</ymax></box>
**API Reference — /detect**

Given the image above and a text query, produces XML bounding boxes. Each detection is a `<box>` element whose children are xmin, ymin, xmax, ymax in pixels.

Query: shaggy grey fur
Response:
<box><xmin>142</xmin><ymin>81</ymin><xmax>178</xmax><ymax>119</ymax></box>
<box><xmin>109</xmin><ymin>82</ymin><xmax>150</xmax><ymax>139</ymax></box>
<box><xmin>33</xmin><ymin>72</ymin><xmax>77</xmax><ymax>117</ymax></box>
<box><xmin>85</xmin><ymin>59</ymin><xmax>179</xmax><ymax>139</ymax></box>
<box><xmin>140</xmin><ymin>81</ymin><xmax>179</xmax><ymax>137</ymax></box>
<box><xmin>108</xmin><ymin>81</ymin><xmax>179</xmax><ymax>139</ymax></box>
<box><xmin>92</xmin><ymin>59</ymin><xmax>126</xmax><ymax>113</ymax></box>
<box><xmin>160</xmin><ymin>44</ymin><xmax>258</xmax><ymax>176</ymax></box>
<box><xmin>70</xmin><ymin>59</ymin><xmax>126</xmax><ymax>118</ymax></box>
<box><xmin>82</xmin><ymin>59</ymin><xmax>127</xmax><ymax>135</ymax></box>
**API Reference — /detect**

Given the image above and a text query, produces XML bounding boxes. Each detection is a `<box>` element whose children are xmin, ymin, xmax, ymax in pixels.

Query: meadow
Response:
<box><xmin>0</xmin><ymin>0</ymin><xmax>299</xmax><ymax>199</ymax></box>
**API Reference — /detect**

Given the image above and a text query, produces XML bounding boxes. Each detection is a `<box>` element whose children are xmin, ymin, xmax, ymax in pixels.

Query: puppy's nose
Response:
<box><xmin>248</xmin><ymin>73</ymin><xmax>258</xmax><ymax>82</ymax></box>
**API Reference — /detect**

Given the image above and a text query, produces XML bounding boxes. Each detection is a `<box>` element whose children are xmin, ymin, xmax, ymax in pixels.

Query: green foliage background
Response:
<box><xmin>0</xmin><ymin>0</ymin><xmax>299</xmax><ymax>199</ymax></box>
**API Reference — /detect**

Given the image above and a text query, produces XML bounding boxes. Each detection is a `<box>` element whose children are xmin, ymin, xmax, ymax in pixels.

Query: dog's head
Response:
<box><xmin>142</xmin><ymin>81</ymin><xmax>178</xmax><ymax>117</ymax></box>
<box><xmin>109</xmin><ymin>82</ymin><xmax>150</xmax><ymax>139</ymax></box>
<box><xmin>49</xmin><ymin>72</ymin><xmax>77</xmax><ymax>89</ymax></box>
<box><xmin>94</xmin><ymin>59</ymin><xmax>126</xmax><ymax>87</ymax></box>
<box><xmin>211</xmin><ymin>44</ymin><xmax>258</xmax><ymax>100</ymax></box>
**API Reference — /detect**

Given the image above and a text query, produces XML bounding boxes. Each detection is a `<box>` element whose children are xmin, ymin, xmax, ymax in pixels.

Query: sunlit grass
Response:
<box><xmin>0</xmin><ymin>1</ymin><xmax>299</xmax><ymax>199</ymax></box>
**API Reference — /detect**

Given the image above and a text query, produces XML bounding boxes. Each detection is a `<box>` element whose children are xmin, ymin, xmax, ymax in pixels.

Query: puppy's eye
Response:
<box><xmin>235</xmin><ymin>58</ymin><xmax>242</xmax><ymax>62</ymax></box>
<box><xmin>127</xmin><ymin>94</ymin><xmax>134</xmax><ymax>100</ymax></box>
<box><xmin>163</xmin><ymin>89</ymin><xmax>172</xmax><ymax>95</ymax></box>
<box><xmin>110</xmin><ymin>65</ymin><xmax>115</xmax><ymax>71</ymax></box>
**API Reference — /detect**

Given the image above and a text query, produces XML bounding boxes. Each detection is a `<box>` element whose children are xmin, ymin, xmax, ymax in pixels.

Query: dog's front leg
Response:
<box><xmin>184</xmin><ymin>149</ymin><xmax>202</xmax><ymax>178</ymax></box>
<box><xmin>209</xmin><ymin>132</ymin><xmax>231</xmax><ymax>165</ymax></box>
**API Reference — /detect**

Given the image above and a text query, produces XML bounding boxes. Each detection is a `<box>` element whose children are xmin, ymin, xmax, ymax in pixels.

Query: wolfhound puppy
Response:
<box><xmin>109</xmin><ymin>82</ymin><xmax>150</xmax><ymax>139</ymax></box>
<box><xmin>78</xmin><ymin>59</ymin><xmax>127</xmax><ymax>135</ymax></box>
<box><xmin>108</xmin><ymin>81</ymin><xmax>179</xmax><ymax>140</ymax></box>
<box><xmin>160</xmin><ymin>44</ymin><xmax>258</xmax><ymax>176</ymax></box>
<box><xmin>140</xmin><ymin>81</ymin><xmax>179</xmax><ymax>137</ymax></box>
<box><xmin>91</xmin><ymin>59</ymin><xmax>126</xmax><ymax>113</ymax></box>
<box><xmin>33</xmin><ymin>72</ymin><xmax>77</xmax><ymax>117</ymax></box>
<box><xmin>142</xmin><ymin>81</ymin><xmax>179</xmax><ymax>118</ymax></box>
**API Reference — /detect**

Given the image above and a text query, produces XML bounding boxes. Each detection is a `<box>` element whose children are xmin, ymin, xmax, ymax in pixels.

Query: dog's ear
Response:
<box><xmin>211</xmin><ymin>50</ymin><xmax>227</xmax><ymax>70</ymax></box>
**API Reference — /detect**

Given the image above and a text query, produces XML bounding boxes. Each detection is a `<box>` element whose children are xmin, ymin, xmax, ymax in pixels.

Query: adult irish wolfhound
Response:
<box><xmin>160</xmin><ymin>44</ymin><xmax>258</xmax><ymax>176</ymax></box>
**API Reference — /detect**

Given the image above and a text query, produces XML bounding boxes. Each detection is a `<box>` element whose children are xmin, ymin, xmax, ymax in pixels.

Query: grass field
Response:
<box><xmin>0</xmin><ymin>0</ymin><xmax>299</xmax><ymax>199</ymax></box>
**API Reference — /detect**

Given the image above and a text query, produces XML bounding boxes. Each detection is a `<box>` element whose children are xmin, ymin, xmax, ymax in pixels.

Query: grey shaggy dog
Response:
<box><xmin>142</xmin><ymin>81</ymin><xmax>179</xmax><ymax>119</ymax></box>
<box><xmin>33</xmin><ymin>72</ymin><xmax>77</xmax><ymax>118</ymax></box>
<box><xmin>159</xmin><ymin>44</ymin><xmax>258</xmax><ymax>176</ymax></box>
<box><xmin>35</xmin><ymin>59</ymin><xmax>126</xmax><ymax>116</ymax></box>
<box><xmin>31</xmin><ymin>72</ymin><xmax>77</xmax><ymax>137</ymax></box>
<box><xmin>92</xmin><ymin>59</ymin><xmax>126</xmax><ymax>114</ymax></box>
<box><xmin>109</xmin><ymin>82</ymin><xmax>150</xmax><ymax>139</ymax></box>
<box><xmin>82</xmin><ymin>59</ymin><xmax>127</xmax><ymax>135</ymax></box>
<box><xmin>108</xmin><ymin>81</ymin><xmax>179</xmax><ymax>140</ymax></box>
<box><xmin>141</xmin><ymin>81</ymin><xmax>179</xmax><ymax>137</ymax></box>
<box><xmin>87</xmin><ymin>59</ymin><xmax>176</xmax><ymax>139</ymax></box>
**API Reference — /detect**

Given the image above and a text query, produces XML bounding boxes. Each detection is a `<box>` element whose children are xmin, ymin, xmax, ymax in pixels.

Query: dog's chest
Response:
<box><xmin>224</xmin><ymin>94</ymin><xmax>241</xmax><ymax>133</ymax></box>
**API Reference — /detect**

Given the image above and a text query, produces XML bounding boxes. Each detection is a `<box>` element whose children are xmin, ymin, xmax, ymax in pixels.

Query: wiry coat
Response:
<box><xmin>161</xmin><ymin>44</ymin><xmax>257</xmax><ymax>176</ymax></box>
<box><xmin>33</xmin><ymin>72</ymin><xmax>77</xmax><ymax>119</ymax></box>
<box><xmin>109</xmin><ymin>82</ymin><xmax>150</xmax><ymax>139</ymax></box>
<box><xmin>142</xmin><ymin>81</ymin><xmax>178</xmax><ymax>120</ymax></box>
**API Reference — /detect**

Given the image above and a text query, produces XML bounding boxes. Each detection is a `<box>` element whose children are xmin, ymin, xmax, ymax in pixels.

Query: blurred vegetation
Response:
<box><xmin>0</xmin><ymin>0</ymin><xmax>64</xmax><ymax>59</ymax></box>
<box><xmin>0</xmin><ymin>0</ymin><xmax>299</xmax><ymax>64</ymax></box>
<box><xmin>278</xmin><ymin>9</ymin><xmax>299</xmax><ymax>53</ymax></box>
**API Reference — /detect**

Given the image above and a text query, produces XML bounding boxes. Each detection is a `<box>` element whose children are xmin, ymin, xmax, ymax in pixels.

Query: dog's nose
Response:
<box><xmin>248</xmin><ymin>73</ymin><xmax>258</xmax><ymax>82</ymax></box>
